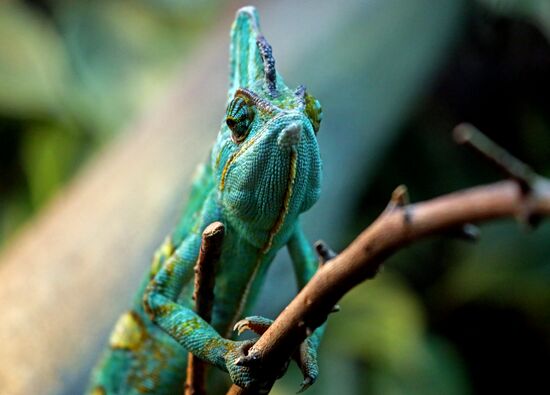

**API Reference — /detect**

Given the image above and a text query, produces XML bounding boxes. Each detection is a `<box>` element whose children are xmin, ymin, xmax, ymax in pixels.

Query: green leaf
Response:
<box><xmin>21</xmin><ymin>124</ymin><xmax>83</xmax><ymax>208</ymax></box>
<box><xmin>0</xmin><ymin>3</ymin><xmax>68</xmax><ymax>117</ymax></box>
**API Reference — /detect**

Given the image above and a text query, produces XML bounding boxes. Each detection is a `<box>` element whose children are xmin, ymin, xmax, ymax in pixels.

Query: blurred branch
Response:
<box><xmin>453</xmin><ymin>123</ymin><xmax>537</xmax><ymax>193</ymax></box>
<box><xmin>185</xmin><ymin>222</ymin><xmax>224</xmax><ymax>395</ymax></box>
<box><xmin>227</xmin><ymin>126</ymin><xmax>550</xmax><ymax>394</ymax></box>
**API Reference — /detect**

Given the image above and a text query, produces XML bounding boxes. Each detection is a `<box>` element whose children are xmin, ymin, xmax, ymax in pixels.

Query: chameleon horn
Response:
<box><xmin>294</xmin><ymin>85</ymin><xmax>307</xmax><ymax>110</ymax></box>
<box><xmin>257</xmin><ymin>35</ymin><xmax>278</xmax><ymax>97</ymax></box>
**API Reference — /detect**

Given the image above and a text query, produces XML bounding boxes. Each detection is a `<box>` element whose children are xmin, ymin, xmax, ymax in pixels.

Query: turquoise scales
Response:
<box><xmin>86</xmin><ymin>6</ymin><xmax>324</xmax><ymax>394</ymax></box>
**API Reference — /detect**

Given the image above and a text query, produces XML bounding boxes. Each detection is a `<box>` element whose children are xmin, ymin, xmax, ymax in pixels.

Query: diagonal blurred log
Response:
<box><xmin>0</xmin><ymin>1</ymin><xmax>466</xmax><ymax>394</ymax></box>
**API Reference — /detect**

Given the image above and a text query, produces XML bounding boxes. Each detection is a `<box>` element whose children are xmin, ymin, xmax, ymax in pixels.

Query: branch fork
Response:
<box><xmin>225</xmin><ymin>124</ymin><xmax>550</xmax><ymax>395</ymax></box>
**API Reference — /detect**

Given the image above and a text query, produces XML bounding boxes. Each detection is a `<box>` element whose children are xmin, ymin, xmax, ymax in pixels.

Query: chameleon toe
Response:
<box><xmin>297</xmin><ymin>376</ymin><xmax>315</xmax><ymax>393</ymax></box>
<box><xmin>234</xmin><ymin>315</ymin><xmax>274</xmax><ymax>336</ymax></box>
<box><xmin>233</xmin><ymin>319</ymin><xmax>253</xmax><ymax>335</ymax></box>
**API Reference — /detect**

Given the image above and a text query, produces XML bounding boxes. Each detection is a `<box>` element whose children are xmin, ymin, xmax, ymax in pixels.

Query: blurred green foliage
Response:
<box><xmin>1</xmin><ymin>1</ymin><xmax>550</xmax><ymax>394</ymax></box>
<box><xmin>0</xmin><ymin>0</ymin><xmax>219</xmax><ymax>245</ymax></box>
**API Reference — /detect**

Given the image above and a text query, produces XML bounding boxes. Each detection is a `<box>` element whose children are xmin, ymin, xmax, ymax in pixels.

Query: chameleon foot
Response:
<box><xmin>295</xmin><ymin>337</ymin><xmax>318</xmax><ymax>393</ymax></box>
<box><xmin>234</xmin><ymin>316</ymin><xmax>319</xmax><ymax>392</ymax></box>
<box><xmin>225</xmin><ymin>339</ymin><xmax>275</xmax><ymax>391</ymax></box>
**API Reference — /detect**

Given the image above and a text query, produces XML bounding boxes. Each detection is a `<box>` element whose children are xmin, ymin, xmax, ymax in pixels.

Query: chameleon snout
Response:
<box><xmin>277</xmin><ymin>122</ymin><xmax>302</xmax><ymax>149</ymax></box>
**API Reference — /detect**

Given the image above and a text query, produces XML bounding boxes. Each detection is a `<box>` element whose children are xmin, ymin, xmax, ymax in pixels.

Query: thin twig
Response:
<box><xmin>226</xmin><ymin>127</ymin><xmax>550</xmax><ymax>395</ymax></box>
<box><xmin>314</xmin><ymin>240</ymin><xmax>337</xmax><ymax>266</ymax></box>
<box><xmin>453</xmin><ymin>123</ymin><xmax>537</xmax><ymax>191</ymax></box>
<box><xmin>185</xmin><ymin>222</ymin><xmax>225</xmax><ymax>395</ymax></box>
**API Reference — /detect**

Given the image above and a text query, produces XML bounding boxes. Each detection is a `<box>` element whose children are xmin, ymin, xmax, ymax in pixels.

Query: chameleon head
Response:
<box><xmin>211</xmin><ymin>6</ymin><xmax>323</xmax><ymax>250</ymax></box>
<box><xmin>213</xmin><ymin>83</ymin><xmax>322</xmax><ymax>250</ymax></box>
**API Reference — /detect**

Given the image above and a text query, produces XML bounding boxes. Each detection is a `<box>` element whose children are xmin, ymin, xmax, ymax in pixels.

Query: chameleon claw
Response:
<box><xmin>234</xmin><ymin>356</ymin><xmax>246</xmax><ymax>366</ymax></box>
<box><xmin>297</xmin><ymin>376</ymin><xmax>315</xmax><ymax>393</ymax></box>
<box><xmin>232</xmin><ymin>339</ymin><xmax>261</xmax><ymax>368</ymax></box>
<box><xmin>235</xmin><ymin>352</ymin><xmax>260</xmax><ymax>367</ymax></box>
<box><xmin>233</xmin><ymin>316</ymin><xmax>273</xmax><ymax>336</ymax></box>
<box><xmin>233</xmin><ymin>319</ymin><xmax>252</xmax><ymax>335</ymax></box>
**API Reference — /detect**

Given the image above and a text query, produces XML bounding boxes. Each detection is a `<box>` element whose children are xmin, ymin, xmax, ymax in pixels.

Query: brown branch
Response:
<box><xmin>453</xmin><ymin>123</ymin><xmax>537</xmax><ymax>191</ymax></box>
<box><xmin>227</xmin><ymin>128</ymin><xmax>550</xmax><ymax>395</ymax></box>
<box><xmin>185</xmin><ymin>222</ymin><xmax>225</xmax><ymax>395</ymax></box>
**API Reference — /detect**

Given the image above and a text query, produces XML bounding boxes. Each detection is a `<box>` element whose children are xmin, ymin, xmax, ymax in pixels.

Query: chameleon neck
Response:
<box><xmin>224</xmin><ymin>147</ymin><xmax>298</xmax><ymax>335</ymax></box>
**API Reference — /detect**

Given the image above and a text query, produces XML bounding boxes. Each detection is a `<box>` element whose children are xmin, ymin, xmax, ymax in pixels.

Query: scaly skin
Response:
<box><xmin>86</xmin><ymin>6</ymin><xmax>324</xmax><ymax>394</ymax></box>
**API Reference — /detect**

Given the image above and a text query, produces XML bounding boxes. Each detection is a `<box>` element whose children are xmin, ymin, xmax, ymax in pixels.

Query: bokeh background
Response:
<box><xmin>0</xmin><ymin>1</ymin><xmax>549</xmax><ymax>394</ymax></box>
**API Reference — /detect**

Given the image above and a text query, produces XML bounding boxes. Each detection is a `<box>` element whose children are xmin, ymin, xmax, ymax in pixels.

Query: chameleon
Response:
<box><xmin>86</xmin><ymin>5</ymin><xmax>324</xmax><ymax>394</ymax></box>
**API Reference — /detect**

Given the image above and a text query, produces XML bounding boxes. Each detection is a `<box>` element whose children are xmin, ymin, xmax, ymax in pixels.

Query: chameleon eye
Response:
<box><xmin>226</xmin><ymin>96</ymin><xmax>255</xmax><ymax>143</ymax></box>
<box><xmin>304</xmin><ymin>92</ymin><xmax>323</xmax><ymax>135</ymax></box>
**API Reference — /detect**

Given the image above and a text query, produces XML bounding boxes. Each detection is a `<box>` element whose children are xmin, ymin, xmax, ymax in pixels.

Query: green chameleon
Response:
<box><xmin>87</xmin><ymin>6</ymin><xmax>324</xmax><ymax>394</ymax></box>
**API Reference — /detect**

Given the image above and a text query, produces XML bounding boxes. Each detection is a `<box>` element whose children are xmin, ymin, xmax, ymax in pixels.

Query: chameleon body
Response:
<box><xmin>87</xmin><ymin>6</ymin><xmax>323</xmax><ymax>394</ymax></box>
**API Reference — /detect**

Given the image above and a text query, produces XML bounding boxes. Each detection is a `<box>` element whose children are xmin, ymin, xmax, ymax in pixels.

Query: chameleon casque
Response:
<box><xmin>87</xmin><ymin>6</ymin><xmax>324</xmax><ymax>394</ymax></box>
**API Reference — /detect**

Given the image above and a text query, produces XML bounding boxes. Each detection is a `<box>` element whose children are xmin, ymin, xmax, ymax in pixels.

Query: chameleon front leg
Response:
<box><xmin>143</xmin><ymin>231</ymin><xmax>261</xmax><ymax>389</ymax></box>
<box><xmin>236</xmin><ymin>225</ymin><xmax>325</xmax><ymax>392</ymax></box>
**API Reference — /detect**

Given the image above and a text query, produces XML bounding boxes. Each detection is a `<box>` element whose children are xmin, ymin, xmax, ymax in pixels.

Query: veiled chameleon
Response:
<box><xmin>87</xmin><ymin>6</ymin><xmax>324</xmax><ymax>394</ymax></box>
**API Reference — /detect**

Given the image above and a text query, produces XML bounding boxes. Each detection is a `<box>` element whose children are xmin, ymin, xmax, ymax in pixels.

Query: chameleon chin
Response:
<box><xmin>87</xmin><ymin>6</ymin><xmax>324</xmax><ymax>394</ymax></box>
